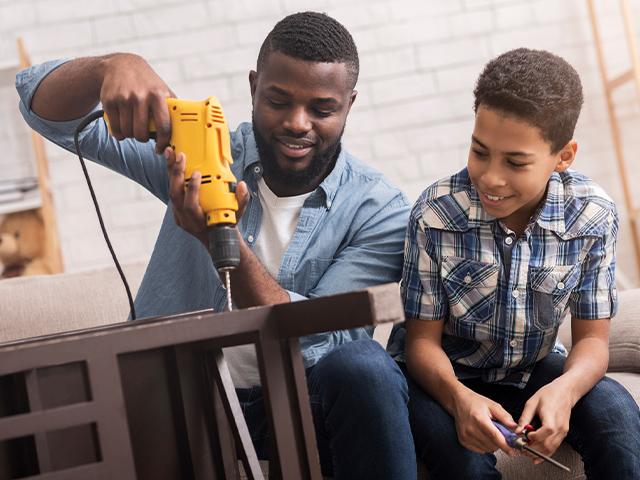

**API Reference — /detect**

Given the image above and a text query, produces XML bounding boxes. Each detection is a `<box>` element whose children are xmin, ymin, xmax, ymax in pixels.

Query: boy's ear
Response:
<box><xmin>555</xmin><ymin>140</ymin><xmax>577</xmax><ymax>173</ymax></box>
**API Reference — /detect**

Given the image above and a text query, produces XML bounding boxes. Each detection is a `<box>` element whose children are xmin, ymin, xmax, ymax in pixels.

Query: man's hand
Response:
<box><xmin>100</xmin><ymin>53</ymin><xmax>175</xmax><ymax>152</ymax></box>
<box><xmin>516</xmin><ymin>381</ymin><xmax>573</xmax><ymax>464</ymax></box>
<box><xmin>452</xmin><ymin>388</ymin><xmax>519</xmax><ymax>456</ymax></box>
<box><xmin>165</xmin><ymin>148</ymin><xmax>249</xmax><ymax>245</ymax></box>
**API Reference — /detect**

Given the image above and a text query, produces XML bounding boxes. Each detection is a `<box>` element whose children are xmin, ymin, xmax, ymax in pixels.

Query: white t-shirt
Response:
<box><xmin>224</xmin><ymin>178</ymin><xmax>313</xmax><ymax>388</ymax></box>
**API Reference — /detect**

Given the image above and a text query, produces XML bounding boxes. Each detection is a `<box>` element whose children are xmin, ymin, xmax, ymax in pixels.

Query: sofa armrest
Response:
<box><xmin>558</xmin><ymin>289</ymin><xmax>640</xmax><ymax>373</ymax></box>
<box><xmin>608</xmin><ymin>289</ymin><xmax>640</xmax><ymax>373</ymax></box>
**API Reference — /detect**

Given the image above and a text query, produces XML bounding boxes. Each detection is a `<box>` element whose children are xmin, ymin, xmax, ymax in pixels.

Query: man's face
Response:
<box><xmin>467</xmin><ymin>106</ymin><xmax>576</xmax><ymax>233</ymax></box>
<box><xmin>249</xmin><ymin>51</ymin><xmax>356</xmax><ymax>196</ymax></box>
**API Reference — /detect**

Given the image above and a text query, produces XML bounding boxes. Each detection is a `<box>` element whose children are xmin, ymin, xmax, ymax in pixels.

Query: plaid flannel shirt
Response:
<box><xmin>387</xmin><ymin>168</ymin><xmax>618</xmax><ymax>388</ymax></box>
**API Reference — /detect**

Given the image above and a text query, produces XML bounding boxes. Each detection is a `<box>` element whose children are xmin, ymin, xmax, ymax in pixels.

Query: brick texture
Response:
<box><xmin>1</xmin><ymin>0</ymin><xmax>640</xmax><ymax>284</ymax></box>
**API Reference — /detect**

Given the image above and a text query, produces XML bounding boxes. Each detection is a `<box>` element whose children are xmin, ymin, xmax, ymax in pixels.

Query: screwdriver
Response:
<box><xmin>491</xmin><ymin>420</ymin><xmax>571</xmax><ymax>472</ymax></box>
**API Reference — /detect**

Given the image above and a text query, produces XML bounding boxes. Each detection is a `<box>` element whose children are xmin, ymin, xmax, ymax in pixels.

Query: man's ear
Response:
<box><xmin>346</xmin><ymin>89</ymin><xmax>357</xmax><ymax>114</ymax></box>
<box><xmin>249</xmin><ymin>70</ymin><xmax>258</xmax><ymax>102</ymax></box>
<box><xmin>555</xmin><ymin>140</ymin><xmax>577</xmax><ymax>173</ymax></box>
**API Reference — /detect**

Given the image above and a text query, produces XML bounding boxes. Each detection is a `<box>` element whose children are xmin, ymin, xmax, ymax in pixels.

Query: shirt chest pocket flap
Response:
<box><xmin>441</xmin><ymin>257</ymin><xmax>500</xmax><ymax>324</ymax></box>
<box><xmin>529</xmin><ymin>264</ymin><xmax>581</xmax><ymax>329</ymax></box>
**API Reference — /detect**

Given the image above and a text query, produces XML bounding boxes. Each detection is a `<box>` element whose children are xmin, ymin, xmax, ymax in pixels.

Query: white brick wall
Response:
<box><xmin>1</xmin><ymin>0</ymin><xmax>640</xmax><ymax>284</ymax></box>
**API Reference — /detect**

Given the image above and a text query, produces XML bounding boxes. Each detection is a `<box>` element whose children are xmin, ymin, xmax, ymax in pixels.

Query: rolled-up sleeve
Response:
<box><xmin>570</xmin><ymin>209</ymin><xmax>619</xmax><ymax>319</ymax></box>
<box><xmin>16</xmin><ymin>60</ymin><xmax>170</xmax><ymax>203</ymax></box>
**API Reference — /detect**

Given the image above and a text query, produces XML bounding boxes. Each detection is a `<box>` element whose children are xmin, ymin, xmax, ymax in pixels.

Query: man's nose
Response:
<box><xmin>283</xmin><ymin>106</ymin><xmax>311</xmax><ymax>135</ymax></box>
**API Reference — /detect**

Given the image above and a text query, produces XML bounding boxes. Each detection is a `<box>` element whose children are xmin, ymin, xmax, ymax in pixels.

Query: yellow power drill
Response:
<box><xmin>105</xmin><ymin>97</ymin><xmax>241</xmax><ymax>309</ymax></box>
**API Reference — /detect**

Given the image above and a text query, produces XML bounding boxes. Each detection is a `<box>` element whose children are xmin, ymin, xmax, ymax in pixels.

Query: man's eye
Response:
<box><xmin>472</xmin><ymin>149</ymin><xmax>488</xmax><ymax>158</ymax></box>
<box><xmin>267</xmin><ymin>98</ymin><xmax>287</xmax><ymax>107</ymax></box>
<box><xmin>314</xmin><ymin>108</ymin><xmax>334</xmax><ymax>117</ymax></box>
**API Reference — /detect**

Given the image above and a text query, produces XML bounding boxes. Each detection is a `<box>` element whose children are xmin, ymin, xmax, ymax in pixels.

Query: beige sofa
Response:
<box><xmin>1</xmin><ymin>264</ymin><xmax>638</xmax><ymax>479</ymax></box>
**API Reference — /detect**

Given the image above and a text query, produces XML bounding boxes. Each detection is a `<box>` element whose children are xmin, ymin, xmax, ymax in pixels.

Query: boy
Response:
<box><xmin>388</xmin><ymin>48</ymin><xmax>640</xmax><ymax>478</ymax></box>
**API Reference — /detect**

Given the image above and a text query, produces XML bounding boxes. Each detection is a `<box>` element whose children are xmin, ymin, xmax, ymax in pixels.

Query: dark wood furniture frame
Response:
<box><xmin>0</xmin><ymin>284</ymin><xmax>402</xmax><ymax>480</ymax></box>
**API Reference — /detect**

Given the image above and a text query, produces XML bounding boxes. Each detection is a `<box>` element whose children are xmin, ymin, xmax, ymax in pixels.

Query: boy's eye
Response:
<box><xmin>507</xmin><ymin>159</ymin><xmax>527</xmax><ymax>168</ymax></box>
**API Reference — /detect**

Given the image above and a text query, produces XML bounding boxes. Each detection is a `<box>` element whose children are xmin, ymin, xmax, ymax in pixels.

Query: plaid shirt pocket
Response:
<box><xmin>441</xmin><ymin>257</ymin><xmax>500</xmax><ymax>333</ymax></box>
<box><xmin>529</xmin><ymin>264</ymin><xmax>581</xmax><ymax>330</ymax></box>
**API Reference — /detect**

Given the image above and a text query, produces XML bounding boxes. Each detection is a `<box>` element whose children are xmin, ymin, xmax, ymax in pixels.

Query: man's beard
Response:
<box><xmin>252</xmin><ymin>114</ymin><xmax>343</xmax><ymax>190</ymax></box>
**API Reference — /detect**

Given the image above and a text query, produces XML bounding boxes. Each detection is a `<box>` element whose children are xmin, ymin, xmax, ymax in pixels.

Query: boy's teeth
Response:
<box><xmin>486</xmin><ymin>193</ymin><xmax>504</xmax><ymax>201</ymax></box>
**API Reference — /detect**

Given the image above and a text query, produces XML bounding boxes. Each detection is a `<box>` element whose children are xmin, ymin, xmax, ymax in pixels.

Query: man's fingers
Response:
<box><xmin>184</xmin><ymin>171</ymin><xmax>202</xmax><ymax>213</ymax></box>
<box><xmin>132</xmin><ymin>98</ymin><xmax>150</xmax><ymax>142</ymax></box>
<box><xmin>169</xmin><ymin>152</ymin><xmax>186</xmax><ymax>206</ymax></box>
<box><xmin>151</xmin><ymin>93</ymin><xmax>171</xmax><ymax>152</ymax></box>
<box><xmin>236</xmin><ymin>181</ymin><xmax>250</xmax><ymax>220</ymax></box>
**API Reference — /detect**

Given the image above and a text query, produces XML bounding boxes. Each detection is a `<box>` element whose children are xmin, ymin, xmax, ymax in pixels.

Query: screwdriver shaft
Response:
<box><xmin>224</xmin><ymin>270</ymin><xmax>233</xmax><ymax>311</ymax></box>
<box><xmin>523</xmin><ymin>445</ymin><xmax>571</xmax><ymax>472</ymax></box>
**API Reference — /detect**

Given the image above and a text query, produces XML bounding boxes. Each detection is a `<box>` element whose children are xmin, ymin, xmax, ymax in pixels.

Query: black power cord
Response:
<box><xmin>73</xmin><ymin>110</ymin><xmax>137</xmax><ymax>320</ymax></box>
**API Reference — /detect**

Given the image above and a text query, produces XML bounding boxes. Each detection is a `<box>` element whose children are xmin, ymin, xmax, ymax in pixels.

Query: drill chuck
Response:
<box><xmin>209</xmin><ymin>225</ymin><xmax>241</xmax><ymax>272</ymax></box>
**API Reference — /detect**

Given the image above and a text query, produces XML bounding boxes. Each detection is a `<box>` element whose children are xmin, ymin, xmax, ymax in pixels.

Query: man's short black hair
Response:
<box><xmin>257</xmin><ymin>11</ymin><xmax>359</xmax><ymax>88</ymax></box>
<box><xmin>473</xmin><ymin>48</ymin><xmax>583</xmax><ymax>153</ymax></box>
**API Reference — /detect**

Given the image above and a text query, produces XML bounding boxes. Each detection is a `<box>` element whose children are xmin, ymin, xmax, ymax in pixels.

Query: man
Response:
<box><xmin>17</xmin><ymin>12</ymin><xmax>416</xmax><ymax>479</ymax></box>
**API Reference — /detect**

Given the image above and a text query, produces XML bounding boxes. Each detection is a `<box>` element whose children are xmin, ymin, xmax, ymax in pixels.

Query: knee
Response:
<box><xmin>312</xmin><ymin>340</ymin><xmax>408</xmax><ymax>403</ymax></box>
<box><xmin>574</xmin><ymin>377</ymin><xmax>640</xmax><ymax>436</ymax></box>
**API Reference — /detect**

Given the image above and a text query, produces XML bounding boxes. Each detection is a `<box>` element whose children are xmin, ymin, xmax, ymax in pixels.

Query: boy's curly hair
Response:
<box><xmin>474</xmin><ymin>48</ymin><xmax>583</xmax><ymax>153</ymax></box>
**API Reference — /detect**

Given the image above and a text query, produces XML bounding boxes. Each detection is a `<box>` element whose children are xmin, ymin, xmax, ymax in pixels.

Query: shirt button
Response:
<box><xmin>464</xmin><ymin>274</ymin><xmax>472</xmax><ymax>284</ymax></box>
<box><xmin>511</xmin><ymin>289</ymin><xmax>520</xmax><ymax>299</ymax></box>
<box><xmin>327</xmin><ymin>200</ymin><xmax>332</xmax><ymax>208</ymax></box>
<box><xmin>557</xmin><ymin>281</ymin><xmax>565</xmax><ymax>290</ymax></box>
<box><xmin>509</xmin><ymin>339</ymin><xmax>518</xmax><ymax>348</ymax></box>
<box><xmin>253</xmin><ymin>165</ymin><xmax>261</xmax><ymax>174</ymax></box>
<box><xmin>505</xmin><ymin>236</ymin><xmax>513</xmax><ymax>246</ymax></box>
<box><xmin>247</xmin><ymin>235</ymin><xmax>254</xmax><ymax>243</ymax></box>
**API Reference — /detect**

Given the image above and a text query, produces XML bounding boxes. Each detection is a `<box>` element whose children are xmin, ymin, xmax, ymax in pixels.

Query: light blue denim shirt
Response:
<box><xmin>17</xmin><ymin>59</ymin><xmax>410</xmax><ymax>368</ymax></box>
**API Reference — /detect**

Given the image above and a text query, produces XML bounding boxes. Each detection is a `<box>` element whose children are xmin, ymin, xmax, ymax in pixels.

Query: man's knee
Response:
<box><xmin>309</xmin><ymin>339</ymin><xmax>408</xmax><ymax>404</ymax></box>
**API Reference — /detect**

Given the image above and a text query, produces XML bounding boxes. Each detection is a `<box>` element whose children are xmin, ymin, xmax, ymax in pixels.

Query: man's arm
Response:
<box><xmin>30</xmin><ymin>53</ymin><xmax>173</xmax><ymax>151</ymax></box>
<box><xmin>406</xmin><ymin>318</ymin><xmax>517</xmax><ymax>455</ymax></box>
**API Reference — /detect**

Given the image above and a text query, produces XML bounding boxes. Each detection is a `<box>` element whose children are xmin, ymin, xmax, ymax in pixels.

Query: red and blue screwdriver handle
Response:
<box><xmin>491</xmin><ymin>420</ymin><xmax>571</xmax><ymax>472</ymax></box>
<box><xmin>491</xmin><ymin>420</ymin><xmax>532</xmax><ymax>449</ymax></box>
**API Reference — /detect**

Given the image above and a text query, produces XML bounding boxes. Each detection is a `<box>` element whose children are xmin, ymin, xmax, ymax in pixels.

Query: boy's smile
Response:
<box><xmin>467</xmin><ymin>106</ymin><xmax>576</xmax><ymax>235</ymax></box>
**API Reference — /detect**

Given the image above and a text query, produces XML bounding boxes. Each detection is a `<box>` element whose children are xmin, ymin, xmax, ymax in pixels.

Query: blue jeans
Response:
<box><xmin>237</xmin><ymin>339</ymin><xmax>417</xmax><ymax>479</ymax></box>
<box><xmin>401</xmin><ymin>352</ymin><xmax>640</xmax><ymax>479</ymax></box>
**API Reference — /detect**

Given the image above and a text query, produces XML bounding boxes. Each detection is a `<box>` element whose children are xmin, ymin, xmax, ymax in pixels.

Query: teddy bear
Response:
<box><xmin>0</xmin><ymin>209</ymin><xmax>52</xmax><ymax>278</ymax></box>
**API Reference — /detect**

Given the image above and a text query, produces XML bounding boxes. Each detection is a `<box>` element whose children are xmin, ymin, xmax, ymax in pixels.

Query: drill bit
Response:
<box><xmin>224</xmin><ymin>270</ymin><xmax>233</xmax><ymax>311</ymax></box>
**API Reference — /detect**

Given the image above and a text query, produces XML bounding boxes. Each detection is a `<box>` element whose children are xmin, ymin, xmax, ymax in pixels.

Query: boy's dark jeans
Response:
<box><xmin>401</xmin><ymin>352</ymin><xmax>640</xmax><ymax>479</ymax></box>
<box><xmin>237</xmin><ymin>339</ymin><xmax>417</xmax><ymax>480</ymax></box>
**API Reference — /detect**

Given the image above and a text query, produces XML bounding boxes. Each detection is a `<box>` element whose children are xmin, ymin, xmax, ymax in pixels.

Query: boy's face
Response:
<box><xmin>467</xmin><ymin>106</ymin><xmax>576</xmax><ymax>233</ymax></box>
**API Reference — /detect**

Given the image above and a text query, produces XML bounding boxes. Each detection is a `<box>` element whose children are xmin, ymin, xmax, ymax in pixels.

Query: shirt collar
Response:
<box><xmin>535</xmin><ymin>172</ymin><xmax>566</xmax><ymax>234</ymax></box>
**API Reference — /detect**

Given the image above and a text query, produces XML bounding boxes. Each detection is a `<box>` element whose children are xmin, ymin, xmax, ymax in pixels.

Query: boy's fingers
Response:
<box><xmin>517</xmin><ymin>400</ymin><xmax>537</xmax><ymax>434</ymax></box>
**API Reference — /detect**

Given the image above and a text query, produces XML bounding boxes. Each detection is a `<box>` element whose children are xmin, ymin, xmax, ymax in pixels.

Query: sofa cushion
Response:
<box><xmin>0</xmin><ymin>262</ymin><xmax>145</xmax><ymax>343</ymax></box>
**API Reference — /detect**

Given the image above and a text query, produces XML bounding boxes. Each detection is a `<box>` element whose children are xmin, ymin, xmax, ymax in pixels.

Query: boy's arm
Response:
<box><xmin>406</xmin><ymin>318</ymin><xmax>518</xmax><ymax>456</ymax></box>
<box><xmin>517</xmin><ymin>208</ymin><xmax>618</xmax><ymax>462</ymax></box>
<box><xmin>517</xmin><ymin>318</ymin><xmax>609</xmax><ymax>463</ymax></box>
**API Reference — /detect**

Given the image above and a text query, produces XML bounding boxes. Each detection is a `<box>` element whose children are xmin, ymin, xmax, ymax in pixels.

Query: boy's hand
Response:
<box><xmin>516</xmin><ymin>381</ymin><xmax>573</xmax><ymax>464</ymax></box>
<box><xmin>452</xmin><ymin>388</ymin><xmax>519</xmax><ymax>456</ymax></box>
<box><xmin>165</xmin><ymin>148</ymin><xmax>249</xmax><ymax>246</ymax></box>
